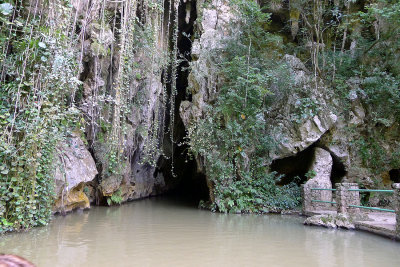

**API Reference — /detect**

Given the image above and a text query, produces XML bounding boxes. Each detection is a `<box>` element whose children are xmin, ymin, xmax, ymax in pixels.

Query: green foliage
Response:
<box><xmin>107</xmin><ymin>190</ymin><xmax>123</xmax><ymax>206</ymax></box>
<box><xmin>188</xmin><ymin>1</ymin><xmax>300</xmax><ymax>213</ymax></box>
<box><xmin>390</xmin><ymin>149</ymin><xmax>400</xmax><ymax>169</ymax></box>
<box><xmin>293</xmin><ymin>98</ymin><xmax>320</xmax><ymax>123</ymax></box>
<box><xmin>106</xmin><ymin>149</ymin><xmax>121</xmax><ymax>176</ymax></box>
<box><xmin>362</xmin><ymin>71</ymin><xmax>400</xmax><ymax>125</ymax></box>
<box><xmin>0</xmin><ymin>0</ymin><xmax>82</xmax><ymax>232</ymax></box>
<box><xmin>305</xmin><ymin>170</ymin><xmax>316</xmax><ymax>180</ymax></box>
<box><xmin>354</xmin><ymin>137</ymin><xmax>386</xmax><ymax>174</ymax></box>
<box><xmin>211</xmin><ymin>173</ymin><xmax>301</xmax><ymax>213</ymax></box>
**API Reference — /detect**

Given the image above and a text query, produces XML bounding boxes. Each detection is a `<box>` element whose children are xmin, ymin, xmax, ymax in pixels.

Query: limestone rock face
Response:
<box><xmin>180</xmin><ymin>0</ymin><xmax>235</xmax><ymax>130</ymax></box>
<box><xmin>185</xmin><ymin>0</ymin><xmax>400</xmax><ymax>194</ymax></box>
<box><xmin>270</xmin><ymin>55</ymin><xmax>338</xmax><ymax>160</ymax></box>
<box><xmin>75</xmin><ymin>0</ymin><xmax>172</xmax><ymax>203</ymax></box>
<box><xmin>53</xmin><ymin>133</ymin><xmax>98</xmax><ymax>213</ymax></box>
<box><xmin>179</xmin><ymin>0</ymin><xmax>236</xmax><ymax>198</ymax></box>
<box><xmin>304</xmin><ymin>148</ymin><xmax>333</xmax><ymax>208</ymax></box>
<box><xmin>309</xmin><ymin>148</ymin><xmax>333</xmax><ymax>185</ymax></box>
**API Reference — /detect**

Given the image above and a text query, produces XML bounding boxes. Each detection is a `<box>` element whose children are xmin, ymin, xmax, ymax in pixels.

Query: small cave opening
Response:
<box><xmin>157</xmin><ymin>0</ymin><xmax>209</xmax><ymax>204</ymax></box>
<box><xmin>328</xmin><ymin>151</ymin><xmax>347</xmax><ymax>186</ymax></box>
<box><xmin>389</xmin><ymin>169</ymin><xmax>400</xmax><ymax>183</ymax></box>
<box><xmin>270</xmin><ymin>145</ymin><xmax>316</xmax><ymax>186</ymax></box>
<box><xmin>270</xmin><ymin>144</ymin><xmax>347</xmax><ymax>187</ymax></box>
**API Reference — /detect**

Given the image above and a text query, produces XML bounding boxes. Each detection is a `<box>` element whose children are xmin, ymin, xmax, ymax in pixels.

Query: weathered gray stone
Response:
<box><xmin>336</xmin><ymin>183</ymin><xmax>360</xmax><ymax>214</ymax></box>
<box><xmin>304</xmin><ymin>215</ymin><xmax>337</xmax><ymax>228</ymax></box>
<box><xmin>304</xmin><ymin>214</ymin><xmax>355</xmax><ymax>229</ymax></box>
<box><xmin>304</xmin><ymin>148</ymin><xmax>333</xmax><ymax>210</ymax></box>
<box><xmin>180</xmin><ymin>0</ymin><xmax>236</xmax><ymax>129</ymax></box>
<box><xmin>393</xmin><ymin>183</ymin><xmax>400</xmax><ymax>237</ymax></box>
<box><xmin>301</xmin><ymin>184</ymin><xmax>312</xmax><ymax>214</ymax></box>
<box><xmin>53</xmin><ymin>133</ymin><xmax>98</xmax><ymax>213</ymax></box>
<box><xmin>335</xmin><ymin>213</ymin><xmax>356</xmax><ymax>229</ymax></box>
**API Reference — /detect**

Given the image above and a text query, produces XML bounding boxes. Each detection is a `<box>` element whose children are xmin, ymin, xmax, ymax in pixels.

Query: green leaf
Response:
<box><xmin>38</xmin><ymin>42</ymin><xmax>46</xmax><ymax>49</ymax></box>
<box><xmin>0</xmin><ymin>3</ymin><xmax>13</xmax><ymax>15</ymax></box>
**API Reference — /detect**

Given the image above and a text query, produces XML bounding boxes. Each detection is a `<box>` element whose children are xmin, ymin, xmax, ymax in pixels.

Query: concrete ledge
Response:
<box><xmin>303</xmin><ymin>210</ymin><xmax>336</xmax><ymax>217</ymax></box>
<box><xmin>355</xmin><ymin>222</ymin><xmax>399</xmax><ymax>241</ymax></box>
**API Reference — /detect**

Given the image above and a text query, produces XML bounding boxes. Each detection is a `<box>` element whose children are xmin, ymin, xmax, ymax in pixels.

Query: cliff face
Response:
<box><xmin>53</xmin><ymin>0</ymin><xmax>202</xmax><ymax>210</ymax></box>
<box><xmin>50</xmin><ymin>0</ymin><xmax>171</xmax><ymax>209</ymax></box>
<box><xmin>0</xmin><ymin>0</ymin><xmax>194</xmax><ymax>228</ymax></box>
<box><xmin>180</xmin><ymin>0</ymin><xmax>400</xmax><ymax>212</ymax></box>
<box><xmin>1</xmin><ymin>0</ymin><xmax>400</xmax><ymax>229</ymax></box>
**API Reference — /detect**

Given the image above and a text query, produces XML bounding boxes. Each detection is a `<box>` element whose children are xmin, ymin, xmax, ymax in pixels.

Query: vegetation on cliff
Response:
<box><xmin>0</xmin><ymin>1</ymin><xmax>83</xmax><ymax>231</ymax></box>
<box><xmin>1</xmin><ymin>0</ymin><xmax>400</xmax><ymax>231</ymax></box>
<box><xmin>188</xmin><ymin>0</ymin><xmax>301</xmax><ymax>213</ymax></box>
<box><xmin>188</xmin><ymin>0</ymin><xmax>400</xmax><ymax>212</ymax></box>
<box><xmin>0</xmin><ymin>0</ymin><xmax>172</xmax><ymax>232</ymax></box>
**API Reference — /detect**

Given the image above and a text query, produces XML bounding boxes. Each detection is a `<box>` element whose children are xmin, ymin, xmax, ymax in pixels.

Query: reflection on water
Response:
<box><xmin>1</xmin><ymin>196</ymin><xmax>400</xmax><ymax>267</ymax></box>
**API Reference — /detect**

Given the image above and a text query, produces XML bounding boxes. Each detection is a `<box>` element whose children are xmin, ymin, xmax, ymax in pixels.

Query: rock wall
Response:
<box><xmin>304</xmin><ymin>148</ymin><xmax>333</xmax><ymax>209</ymax></box>
<box><xmin>53</xmin><ymin>133</ymin><xmax>98</xmax><ymax>213</ymax></box>
<box><xmin>180</xmin><ymin>0</ymin><xmax>400</xmax><ymax>200</ymax></box>
<box><xmin>51</xmin><ymin>0</ymin><xmax>182</xmax><ymax>211</ymax></box>
<box><xmin>52</xmin><ymin>0</ymin><xmax>400</xmax><ymax>212</ymax></box>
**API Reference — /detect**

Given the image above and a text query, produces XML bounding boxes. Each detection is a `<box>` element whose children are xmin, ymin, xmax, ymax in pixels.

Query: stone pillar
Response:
<box><xmin>335</xmin><ymin>183</ymin><xmax>346</xmax><ymax>214</ymax></box>
<box><xmin>393</xmin><ymin>183</ymin><xmax>400</xmax><ymax>237</ymax></box>
<box><xmin>304</xmin><ymin>148</ymin><xmax>333</xmax><ymax>210</ymax></box>
<box><xmin>301</xmin><ymin>184</ymin><xmax>314</xmax><ymax>214</ymax></box>
<box><xmin>302</xmin><ymin>184</ymin><xmax>312</xmax><ymax>214</ymax></box>
<box><xmin>335</xmin><ymin>183</ymin><xmax>360</xmax><ymax>214</ymax></box>
<box><xmin>346</xmin><ymin>183</ymin><xmax>360</xmax><ymax>214</ymax></box>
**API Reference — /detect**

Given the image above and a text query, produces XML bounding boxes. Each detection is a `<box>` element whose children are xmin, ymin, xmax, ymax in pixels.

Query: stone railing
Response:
<box><xmin>394</xmin><ymin>184</ymin><xmax>400</xmax><ymax>237</ymax></box>
<box><xmin>302</xmin><ymin>183</ymin><xmax>400</xmax><ymax>237</ymax></box>
<box><xmin>335</xmin><ymin>183</ymin><xmax>360</xmax><ymax>214</ymax></box>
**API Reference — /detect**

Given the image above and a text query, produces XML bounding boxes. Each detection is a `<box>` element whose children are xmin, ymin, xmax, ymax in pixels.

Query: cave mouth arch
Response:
<box><xmin>155</xmin><ymin>0</ymin><xmax>210</xmax><ymax>204</ymax></box>
<box><xmin>270</xmin><ymin>145</ymin><xmax>316</xmax><ymax>186</ymax></box>
<box><xmin>270</xmin><ymin>145</ymin><xmax>347</xmax><ymax>187</ymax></box>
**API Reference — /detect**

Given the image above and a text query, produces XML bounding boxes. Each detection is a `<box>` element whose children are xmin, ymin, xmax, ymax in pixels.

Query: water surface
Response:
<box><xmin>1</xmin><ymin>196</ymin><xmax>399</xmax><ymax>267</ymax></box>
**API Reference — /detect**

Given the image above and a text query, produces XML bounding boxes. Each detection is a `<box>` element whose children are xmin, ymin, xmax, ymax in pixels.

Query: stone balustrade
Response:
<box><xmin>393</xmin><ymin>183</ymin><xmax>400</xmax><ymax>237</ymax></box>
<box><xmin>335</xmin><ymin>183</ymin><xmax>360</xmax><ymax>214</ymax></box>
<box><xmin>303</xmin><ymin>182</ymin><xmax>400</xmax><ymax>238</ymax></box>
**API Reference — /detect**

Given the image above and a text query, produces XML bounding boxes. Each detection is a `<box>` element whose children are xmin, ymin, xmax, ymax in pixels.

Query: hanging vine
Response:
<box><xmin>0</xmin><ymin>0</ymin><xmax>83</xmax><ymax>232</ymax></box>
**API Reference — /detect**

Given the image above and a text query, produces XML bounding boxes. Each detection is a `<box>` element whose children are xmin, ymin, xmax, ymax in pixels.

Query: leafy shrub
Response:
<box><xmin>187</xmin><ymin>0</ymin><xmax>300</xmax><ymax>213</ymax></box>
<box><xmin>0</xmin><ymin>1</ymin><xmax>82</xmax><ymax>232</ymax></box>
<box><xmin>107</xmin><ymin>190</ymin><xmax>123</xmax><ymax>206</ymax></box>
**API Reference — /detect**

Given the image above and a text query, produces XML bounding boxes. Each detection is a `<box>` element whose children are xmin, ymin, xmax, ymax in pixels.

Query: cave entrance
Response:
<box><xmin>270</xmin><ymin>144</ymin><xmax>347</xmax><ymax>187</ymax></box>
<box><xmin>270</xmin><ymin>145</ymin><xmax>316</xmax><ymax>185</ymax></box>
<box><xmin>329</xmin><ymin>151</ymin><xmax>347</xmax><ymax>185</ymax></box>
<box><xmin>157</xmin><ymin>0</ymin><xmax>209</xmax><ymax>204</ymax></box>
<box><xmin>389</xmin><ymin>169</ymin><xmax>400</xmax><ymax>183</ymax></box>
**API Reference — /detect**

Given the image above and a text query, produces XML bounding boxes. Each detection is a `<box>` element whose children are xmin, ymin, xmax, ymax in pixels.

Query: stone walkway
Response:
<box><xmin>355</xmin><ymin>212</ymin><xmax>397</xmax><ymax>239</ymax></box>
<box><xmin>305</xmin><ymin>209</ymin><xmax>398</xmax><ymax>240</ymax></box>
<box><xmin>302</xmin><ymin>183</ymin><xmax>399</xmax><ymax>240</ymax></box>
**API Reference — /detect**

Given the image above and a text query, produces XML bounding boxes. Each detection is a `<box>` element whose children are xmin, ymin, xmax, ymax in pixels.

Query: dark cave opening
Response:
<box><xmin>270</xmin><ymin>145</ymin><xmax>316</xmax><ymax>186</ymax></box>
<box><xmin>389</xmin><ymin>169</ymin><xmax>400</xmax><ymax>183</ymax></box>
<box><xmin>158</xmin><ymin>0</ymin><xmax>209</xmax><ymax>203</ymax></box>
<box><xmin>328</xmin><ymin>151</ymin><xmax>347</xmax><ymax>186</ymax></box>
<box><xmin>270</xmin><ymin>144</ymin><xmax>347</xmax><ymax>187</ymax></box>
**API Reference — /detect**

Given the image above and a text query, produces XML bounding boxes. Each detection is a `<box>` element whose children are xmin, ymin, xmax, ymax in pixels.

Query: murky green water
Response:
<box><xmin>1</xmin><ymin>196</ymin><xmax>399</xmax><ymax>267</ymax></box>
